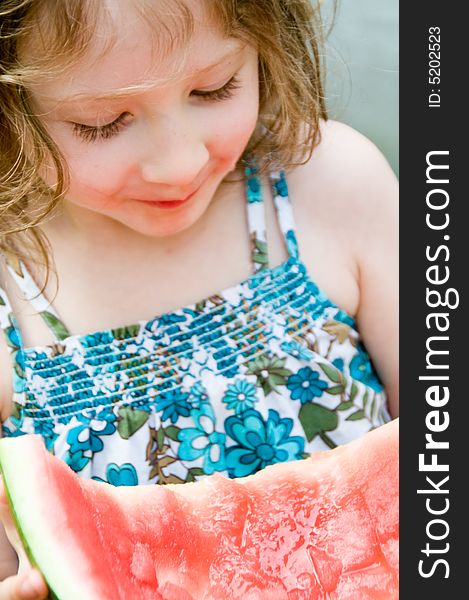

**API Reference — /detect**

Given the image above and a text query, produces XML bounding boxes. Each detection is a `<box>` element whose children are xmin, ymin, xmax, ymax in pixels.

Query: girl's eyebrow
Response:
<box><xmin>53</xmin><ymin>45</ymin><xmax>246</xmax><ymax>105</ymax></box>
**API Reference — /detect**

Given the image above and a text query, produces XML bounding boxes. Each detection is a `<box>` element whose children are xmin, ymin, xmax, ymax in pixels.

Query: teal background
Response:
<box><xmin>322</xmin><ymin>1</ymin><xmax>399</xmax><ymax>175</ymax></box>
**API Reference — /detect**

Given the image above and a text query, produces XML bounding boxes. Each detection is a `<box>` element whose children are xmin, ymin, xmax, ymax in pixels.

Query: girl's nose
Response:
<box><xmin>139</xmin><ymin>117</ymin><xmax>210</xmax><ymax>188</ymax></box>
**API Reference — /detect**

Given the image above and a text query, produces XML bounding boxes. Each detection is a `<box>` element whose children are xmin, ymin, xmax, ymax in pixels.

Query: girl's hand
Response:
<box><xmin>0</xmin><ymin>571</ymin><xmax>47</xmax><ymax>600</ymax></box>
<box><xmin>0</xmin><ymin>479</ymin><xmax>47</xmax><ymax>599</ymax></box>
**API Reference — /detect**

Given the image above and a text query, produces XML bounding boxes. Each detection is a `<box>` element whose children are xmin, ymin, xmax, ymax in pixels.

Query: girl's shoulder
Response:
<box><xmin>286</xmin><ymin>119</ymin><xmax>398</xmax><ymax>267</ymax></box>
<box><xmin>288</xmin><ymin>119</ymin><xmax>398</xmax><ymax>216</ymax></box>
<box><xmin>280</xmin><ymin>119</ymin><xmax>398</xmax><ymax>327</ymax></box>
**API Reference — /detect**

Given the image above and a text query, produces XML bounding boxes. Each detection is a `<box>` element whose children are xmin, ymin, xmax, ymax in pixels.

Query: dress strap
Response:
<box><xmin>0</xmin><ymin>282</ymin><xmax>27</xmax><ymax>396</ymax></box>
<box><xmin>3</xmin><ymin>256</ymin><xmax>71</xmax><ymax>342</ymax></box>
<box><xmin>268</xmin><ymin>170</ymin><xmax>300</xmax><ymax>260</ymax></box>
<box><xmin>244</xmin><ymin>164</ymin><xmax>269</xmax><ymax>273</ymax></box>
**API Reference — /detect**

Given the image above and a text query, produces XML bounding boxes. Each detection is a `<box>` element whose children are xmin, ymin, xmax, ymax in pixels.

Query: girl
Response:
<box><xmin>0</xmin><ymin>0</ymin><xmax>398</xmax><ymax>596</ymax></box>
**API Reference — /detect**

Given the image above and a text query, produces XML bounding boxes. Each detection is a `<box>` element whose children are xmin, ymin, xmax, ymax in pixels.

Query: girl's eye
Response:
<box><xmin>70</xmin><ymin>76</ymin><xmax>241</xmax><ymax>143</ymax></box>
<box><xmin>191</xmin><ymin>75</ymin><xmax>241</xmax><ymax>102</ymax></box>
<box><xmin>71</xmin><ymin>112</ymin><xmax>132</xmax><ymax>143</ymax></box>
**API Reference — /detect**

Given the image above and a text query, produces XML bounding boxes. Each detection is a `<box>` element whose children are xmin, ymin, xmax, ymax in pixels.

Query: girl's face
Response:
<box><xmin>29</xmin><ymin>1</ymin><xmax>259</xmax><ymax>237</ymax></box>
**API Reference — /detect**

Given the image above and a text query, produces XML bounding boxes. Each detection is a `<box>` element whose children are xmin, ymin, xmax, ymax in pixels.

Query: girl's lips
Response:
<box><xmin>142</xmin><ymin>199</ymin><xmax>189</xmax><ymax>209</ymax></box>
<box><xmin>135</xmin><ymin>188</ymin><xmax>199</xmax><ymax>209</ymax></box>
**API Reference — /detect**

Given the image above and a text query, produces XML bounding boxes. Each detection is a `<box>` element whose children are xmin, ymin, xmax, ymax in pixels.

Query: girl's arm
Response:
<box><xmin>294</xmin><ymin>120</ymin><xmax>399</xmax><ymax>418</ymax></box>
<box><xmin>0</xmin><ymin>288</ymin><xmax>47</xmax><ymax>598</ymax></box>
<box><xmin>341</xmin><ymin>127</ymin><xmax>399</xmax><ymax>418</ymax></box>
<box><xmin>0</xmin><ymin>479</ymin><xmax>48</xmax><ymax>599</ymax></box>
<box><xmin>0</xmin><ymin>522</ymin><xmax>17</xmax><ymax>582</ymax></box>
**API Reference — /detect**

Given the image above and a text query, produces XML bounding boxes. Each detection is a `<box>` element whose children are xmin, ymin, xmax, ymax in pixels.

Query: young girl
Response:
<box><xmin>0</xmin><ymin>0</ymin><xmax>398</xmax><ymax>596</ymax></box>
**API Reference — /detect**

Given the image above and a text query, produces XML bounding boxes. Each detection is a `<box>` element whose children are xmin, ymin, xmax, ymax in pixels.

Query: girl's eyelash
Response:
<box><xmin>192</xmin><ymin>75</ymin><xmax>241</xmax><ymax>102</ymax></box>
<box><xmin>71</xmin><ymin>75</ymin><xmax>241</xmax><ymax>143</ymax></box>
<box><xmin>72</xmin><ymin>112</ymin><xmax>131</xmax><ymax>143</ymax></box>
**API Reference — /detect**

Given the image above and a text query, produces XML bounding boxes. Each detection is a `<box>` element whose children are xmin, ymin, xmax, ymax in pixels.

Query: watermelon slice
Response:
<box><xmin>0</xmin><ymin>419</ymin><xmax>398</xmax><ymax>599</ymax></box>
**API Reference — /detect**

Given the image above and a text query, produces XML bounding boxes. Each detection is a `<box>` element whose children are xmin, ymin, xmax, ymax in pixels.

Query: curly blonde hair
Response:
<box><xmin>0</xmin><ymin>0</ymin><xmax>328</xmax><ymax>279</ymax></box>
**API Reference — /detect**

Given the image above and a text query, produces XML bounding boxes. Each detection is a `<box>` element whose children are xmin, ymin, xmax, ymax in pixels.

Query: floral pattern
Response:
<box><xmin>225</xmin><ymin>408</ymin><xmax>304</xmax><ymax>478</ymax></box>
<box><xmin>93</xmin><ymin>463</ymin><xmax>139</xmax><ymax>486</ymax></box>
<box><xmin>0</xmin><ymin>166</ymin><xmax>391</xmax><ymax>486</ymax></box>
<box><xmin>287</xmin><ymin>367</ymin><xmax>329</xmax><ymax>404</ymax></box>
<box><xmin>156</xmin><ymin>390</ymin><xmax>191</xmax><ymax>424</ymax></box>
<box><xmin>178</xmin><ymin>403</ymin><xmax>226</xmax><ymax>475</ymax></box>
<box><xmin>222</xmin><ymin>380</ymin><xmax>258</xmax><ymax>415</ymax></box>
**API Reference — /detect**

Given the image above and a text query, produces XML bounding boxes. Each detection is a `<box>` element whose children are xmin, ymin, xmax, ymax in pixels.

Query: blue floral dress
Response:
<box><xmin>0</xmin><ymin>167</ymin><xmax>390</xmax><ymax>486</ymax></box>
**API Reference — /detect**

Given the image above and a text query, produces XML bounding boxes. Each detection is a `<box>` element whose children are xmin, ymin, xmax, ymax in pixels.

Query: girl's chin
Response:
<box><xmin>117</xmin><ymin>202</ymin><xmax>207</xmax><ymax>238</ymax></box>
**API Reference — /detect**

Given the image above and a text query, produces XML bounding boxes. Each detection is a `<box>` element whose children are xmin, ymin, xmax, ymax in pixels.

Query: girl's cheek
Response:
<box><xmin>67</xmin><ymin>147</ymin><xmax>133</xmax><ymax>196</ymax></box>
<box><xmin>209</xmin><ymin>94</ymin><xmax>259</xmax><ymax>155</ymax></box>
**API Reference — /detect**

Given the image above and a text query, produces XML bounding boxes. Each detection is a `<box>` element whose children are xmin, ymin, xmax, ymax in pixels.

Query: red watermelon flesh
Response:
<box><xmin>0</xmin><ymin>419</ymin><xmax>399</xmax><ymax>599</ymax></box>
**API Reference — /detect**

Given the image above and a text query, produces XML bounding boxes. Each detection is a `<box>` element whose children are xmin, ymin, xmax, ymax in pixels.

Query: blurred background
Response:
<box><xmin>321</xmin><ymin>0</ymin><xmax>399</xmax><ymax>176</ymax></box>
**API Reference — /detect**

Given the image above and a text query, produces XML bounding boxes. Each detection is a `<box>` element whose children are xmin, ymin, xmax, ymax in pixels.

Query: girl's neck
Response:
<box><xmin>37</xmin><ymin>174</ymin><xmax>245</xmax><ymax>287</ymax></box>
<box><xmin>42</xmin><ymin>183</ymin><xmax>227</xmax><ymax>258</ymax></box>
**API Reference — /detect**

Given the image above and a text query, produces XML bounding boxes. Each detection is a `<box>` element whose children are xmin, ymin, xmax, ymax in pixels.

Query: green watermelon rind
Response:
<box><xmin>0</xmin><ymin>461</ymin><xmax>58</xmax><ymax>599</ymax></box>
